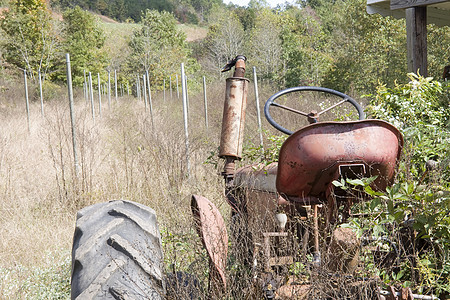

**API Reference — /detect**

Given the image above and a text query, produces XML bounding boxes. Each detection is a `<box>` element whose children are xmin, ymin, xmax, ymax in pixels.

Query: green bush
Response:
<box><xmin>367</xmin><ymin>73</ymin><xmax>450</xmax><ymax>180</ymax></box>
<box><xmin>339</xmin><ymin>74</ymin><xmax>450</xmax><ymax>297</ymax></box>
<box><xmin>40</xmin><ymin>81</ymin><xmax>64</xmax><ymax>102</ymax></box>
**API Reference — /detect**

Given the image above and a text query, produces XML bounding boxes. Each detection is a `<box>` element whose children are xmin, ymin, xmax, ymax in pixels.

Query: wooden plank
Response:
<box><xmin>391</xmin><ymin>0</ymin><xmax>449</xmax><ymax>10</ymax></box>
<box><xmin>406</xmin><ymin>6</ymin><xmax>428</xmax><ymax>76</ymax></box>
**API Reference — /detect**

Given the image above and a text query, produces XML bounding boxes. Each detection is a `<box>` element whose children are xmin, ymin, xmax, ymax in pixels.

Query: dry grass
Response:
<box><xmin>178</xmin><ymin>24</ymin><xmax>208</xmax><ymax>42</ymax></box>
<box><xmin>0</xmin><ymin>74</ymin><xmax>264</xmax><ymax>298</ymax></box>
<box><xmin>0</xmin><ymin>72</ymin><xmax>373</xmax><ymax>298</ymax></box>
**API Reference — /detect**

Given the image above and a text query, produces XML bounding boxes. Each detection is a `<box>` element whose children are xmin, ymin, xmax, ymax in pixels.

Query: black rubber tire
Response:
<box><xmin>71</xmin><ymin>200</ymin><xmax>166</xmax><ymax>300</ymax></box>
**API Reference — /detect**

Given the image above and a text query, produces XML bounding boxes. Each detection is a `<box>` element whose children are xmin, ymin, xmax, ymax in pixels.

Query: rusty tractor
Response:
<box><xmin>70</xmin><ymin>56</ymin><xmax>440</xmax><ymax>299</ymax></box>
<box><xmin>191</xmin><ymin>56</ymin><xmax>416</xmax><ymax>299</ymax></box>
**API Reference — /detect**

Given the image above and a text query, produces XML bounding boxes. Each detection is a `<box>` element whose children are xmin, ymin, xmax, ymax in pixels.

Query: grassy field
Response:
<box><xmin>98</xmin><ymin>17</ymin><xmax>208</xmax><ymax>67</ymax></box>
<box><xmin>0</xmin><ymin>16</ymin><xmax>260</xmax><ymax>299</ymax></box>
<box><xmin>0</xmin><ymin>67</ymin><xmax>278</xmax><ymax>298</ymax></box>
<box><xmin>1</xmin><ymin>71</ymin><xmax>448</xmax><ymax>299</ymax></box>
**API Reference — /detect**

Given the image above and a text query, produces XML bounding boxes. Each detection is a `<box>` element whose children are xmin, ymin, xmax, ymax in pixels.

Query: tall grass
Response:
<box><xmin>0</xmin><ymin>71</ymin><xmax>280</xmax><ymax>298</ymax></box>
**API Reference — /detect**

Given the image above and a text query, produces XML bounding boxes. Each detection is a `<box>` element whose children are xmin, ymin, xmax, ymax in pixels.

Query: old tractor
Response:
<box><xmin>190</xmin><ymin>56</ymin><xmax>408</xmax><ymax>299</ymax></box>
<box><xmin>71</xmin><ymin>55</ymin><xmax>437</xmax><ymax>299</ymax></box>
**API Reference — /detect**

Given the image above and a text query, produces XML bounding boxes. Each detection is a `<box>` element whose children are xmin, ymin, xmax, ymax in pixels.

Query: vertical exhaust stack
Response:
<box><xmin>219</xmin><ymin>55</ymin><xmax>249</xmax><ymax>178</ymax></box>
<box><xmin>190</xmin><ymin>56</ymin><xmax>249</xmax><ymax>296</ymax></box>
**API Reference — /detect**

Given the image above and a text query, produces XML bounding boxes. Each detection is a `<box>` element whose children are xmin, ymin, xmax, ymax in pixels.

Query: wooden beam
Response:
<box><xmin>391</xmin><ymin>0</ymin><xmax>449</xmax><ymax>10</ymax></box>
<box><xmin>406</xmin><ymin>6</ymin><xmax>428</xmax><ymax>76</ymax></box>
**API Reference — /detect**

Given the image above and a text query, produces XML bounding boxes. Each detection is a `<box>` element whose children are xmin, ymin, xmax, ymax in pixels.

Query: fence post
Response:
<box><xmin>38</xmin><ymin>69</ymin><xmax>44</xmax><ymax>117</ymax></box>
<box><xmin>108</xmin><ymin>70</ymin><xmax>111</xmax><ymax>109</ymax></box>
<box><xmin>97</xmin><ymin>73</ymin><xmax>102</xmax><ymax>117</ymax></box>
<box><xmin>163</xmin><ymin>78</ymin><xmax>166</xmax><ymax>101</ymax></box>
<box><xmin>185</xmin><ymin>75</ymin><xmax>189</xmax><ymax>116</ymax></box>
<box><xmin>83</xmin><ymin>69</ymin><xmax>88</xmax><ymax>103</ymax></box>
<box><xmin>253</xmin><ymin>67</ymin><xmax>264</xmax><ymax>149</ymax></box>
<box><xmin>146</xmin><ymin>70</ymin><xmax>152</xmax><ymax>106</ymax></box>
<box><xmin>146</xmin><ymin>70</ymin><xmax>154</xmax><ymax>129</ymax></box>
<box><xmin>23</xmin><ymin>70</ymin><xmax>30</xmax><ymax>133</ymax></box>
<box><xmin>114</xmin><ymin>69</ymin><xmax>118</xmax><ymax>101</ymax></box>
<box><xmin>169</xmin><ymin>76</ymin><xmax>172</xmax><ymax>100</ymax></box>
<box><xmin>66</xmin><ymin>54</ymin><xmax>80</xmax><ymax>176</ymax></box>
<box><xmin>181</xmin><ymin>63</ymin><xmax>190</xmax><ymax>178</ymax></box>
<box><xmin>143</xmin><ymin>74</ymin><xmax>148</xmax><ymax>111</ymax></box>
<box><xmin>89</xmin><ymin>72</ymin><xmax>95</xmax><ymax>122</ymax></box>
<box><xmin>176</xmin><ymin>73</ymin><xmax>179</xmax><ymax>99</ymax></box>
<box><xmin>203</xmin><ymin>76</ymin><xmax>208</xmax><ymax>129</ymax></box>
<box><xmin>136</xmin><ymin>75</ymin><xmax>141</xmax><ymax>101</ymax></box>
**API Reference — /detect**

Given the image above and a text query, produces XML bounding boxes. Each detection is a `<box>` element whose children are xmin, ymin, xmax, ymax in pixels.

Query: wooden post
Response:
<box><xmin>253</xmin><ymin>67</ymin><xmax>264</xmax><ymax>149</ymax></box>
<box><xmin>38</xmin><ymin>69</ymin><xmax>44</xmax><ymax>117</ymax></box>
<box><xmin>406</xmin><ymin>6</ymin><xmax>427</xmax><ymax>76</ymax></box>
<box><xmin>181</xmin><ymin>63</ymin><xmax>190</xmax><ymax>177</ymax></box>
<box><xmin>66</xmin><ymin>54</ymin><xmax>80</xmax><ymax>176</ymax></box>
<box><xmin>23</xmin><ymin>70</ymin><xmax>30</xmax><ymax>133</ymax></box>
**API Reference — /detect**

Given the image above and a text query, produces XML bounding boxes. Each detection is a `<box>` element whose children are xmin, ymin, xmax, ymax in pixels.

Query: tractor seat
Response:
<box><xmin>276</xmin><ymin>120</ymin><xmax>403</xmax><ymax>201</ymax></box>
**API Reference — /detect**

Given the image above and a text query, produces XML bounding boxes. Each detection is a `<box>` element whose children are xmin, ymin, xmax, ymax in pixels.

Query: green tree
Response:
<box><xmin>0</xmin><ymin>0</ymin><xmax>59</xmax><ymax>81</ymax></box>
<box><xmin>279</xmin><ymin>6</ymin><xmax>332</xmax><ymax>87</ymax></box>
<box><xmin>368</xmin><ymin>73</ymin><xmax>449</xmax><ymax>181</ymax></box>
<box><xmin>203</xmin><ymin>10</ymin><xmax>245</xmax><ymax>74</ymax></box>
<box><xmin>58</xmin><ymin>6</ymin><xmax>107</xmax><ymax>85</ymax></box>
<box><xmin>246</xmin><ymin>8</ymin><xmax>283</xmax><ymax>82</ymax></box>
<box><xmin>428</xmin><ymin>24</ymin><xmax>450</xmax><ymax>80</ymax></box>
<box><xmin>317</xmin><ymin>0</ymin><xmax>407</xmax><ymax>93</ymax></box>
<box><xmin>127</xmin><ymin>10</ymin><xmax>192</xmax><ymax>86</ymax></box>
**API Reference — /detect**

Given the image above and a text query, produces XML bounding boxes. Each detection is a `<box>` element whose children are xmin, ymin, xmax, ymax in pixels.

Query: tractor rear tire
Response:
<box><xmin>71</xmin><ymin>200</ymin><xmax>166</xmax><ymax>300</ymax></box>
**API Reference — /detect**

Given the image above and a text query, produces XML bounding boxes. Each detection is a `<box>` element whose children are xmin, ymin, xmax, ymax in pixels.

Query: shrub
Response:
<box><xmin>339</xmin><ymin>74</ymin><xmax>450</xmax><ymax>297</ymax></box>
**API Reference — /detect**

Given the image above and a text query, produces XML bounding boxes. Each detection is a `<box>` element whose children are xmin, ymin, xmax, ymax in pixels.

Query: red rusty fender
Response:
<box><xmin>277</xmin><ymin>120</ymin><xmax>404</xmax><ymax>198</ymax></box>
<box><xmin>191</xmin><ymin>195</ymin><xmax>228</xmax><ymax>291</ymax></box>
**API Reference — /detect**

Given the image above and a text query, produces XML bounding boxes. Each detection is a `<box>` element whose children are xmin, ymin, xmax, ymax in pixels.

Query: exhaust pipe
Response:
<box><xmin>219</xmin><ymin>56</ymin><xmax>249</xmax><ymax>211</ymax></box>
<box><xmin>219</xmin><ymin>55</ymin><xmax>249</xmax><ymax>162</ymax></box>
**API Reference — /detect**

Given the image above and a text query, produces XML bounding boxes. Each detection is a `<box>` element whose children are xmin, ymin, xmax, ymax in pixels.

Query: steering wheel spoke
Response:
<box><xmin>264</xmin><ymin>87</ymin><xmax>364</xmax><ymax>135</ymax></box>
<box><xmin>271</xmin><ymin>102</ymin><xmax>310</xmax><ymax>117</ymax></box>
<box><xmin>317</xmin><ymin>98</ymin><xmax>349</xmax><ymax>116</ymax></box>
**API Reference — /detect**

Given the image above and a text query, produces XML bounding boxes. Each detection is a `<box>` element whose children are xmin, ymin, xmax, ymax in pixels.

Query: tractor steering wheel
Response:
<box><xmin>264</xmin><ymin>86</ymin><xmax>365</xmax><ymax>135</ymax></box>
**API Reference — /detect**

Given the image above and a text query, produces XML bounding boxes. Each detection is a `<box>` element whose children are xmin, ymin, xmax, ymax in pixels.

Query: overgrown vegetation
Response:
<box><xmin>0</xmin><ymin>0</ymin><xmax>449</xmax><ymax>298</ymax></box>
<box><xmin>49</xmin><ymin>0</ymin><xmax>224</xmax><ymax>23</ymax></box>
<box><xmin>335</xmin><ymin>75</ymin><xmax>450</xmax><ymax>297</ymax></box>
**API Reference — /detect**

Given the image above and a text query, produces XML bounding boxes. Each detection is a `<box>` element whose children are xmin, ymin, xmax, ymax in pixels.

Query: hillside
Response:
<box><xmin>49</xmin><ymin>0</ymin><xmax>225</xmax><ymax>23</ymax></box>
